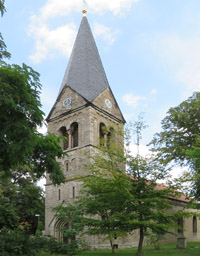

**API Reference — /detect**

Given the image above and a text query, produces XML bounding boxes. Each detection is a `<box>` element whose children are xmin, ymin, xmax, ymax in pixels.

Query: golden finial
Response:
<box><xmin>82</xmin><ymin>9</ymin><xmax>87</xmax><ymax>17</ymax></box>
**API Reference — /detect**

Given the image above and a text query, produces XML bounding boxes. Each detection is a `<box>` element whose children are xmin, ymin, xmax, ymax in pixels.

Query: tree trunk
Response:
<box><xmin>109</xmin><ymin>239</ymin><xmax>115</xmax><ymax>254</ymax></box>
<box><xmin>136</xmin><ymin>227</ymin><xmax>144</xmax><ymax>256</ymax></box>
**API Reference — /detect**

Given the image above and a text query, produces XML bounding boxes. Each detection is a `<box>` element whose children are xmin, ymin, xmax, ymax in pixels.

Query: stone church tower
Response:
<box><xmin>45</xmin><ymin>11</ymin><xmax>125</xmax><ymax>246</ymax></box>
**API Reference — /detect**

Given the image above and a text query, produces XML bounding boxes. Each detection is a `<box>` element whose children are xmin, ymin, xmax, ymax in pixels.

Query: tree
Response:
<box><xmin>0</xmin><ymin>166</ymin><xmax>44</xmax><ymax>234</ymax></box>
<box><xmin>0</xmin><ymin>4</ymin><xmax>68</xmax><ymax>253</ymax></box>
<box><xmin>78</xmin><ymin>127</ymin><xmax>131</xmax><ymax>254</ymax></box>
<box><xmin>79</xmin><ymin>119</ymin><xmax>187</xmax><ymax>256</ymax></box>
<box><xmin>150</xmin><ymin>92</ymin><xmax>200</xmax><ymax>198</ymax></box>
<box><xmin>125</xmin><ymin>117</ymin><xmax>184</xmax><ymax>256</ymax></box>
<box><xmin>0</xmin><ymin>63</ymin><xmax>65</xmax><ymax>184</ymax></box>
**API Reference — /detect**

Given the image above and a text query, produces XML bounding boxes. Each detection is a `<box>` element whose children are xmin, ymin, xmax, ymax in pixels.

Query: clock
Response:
<box><xmin>62</xmin><ymin>97</ymin><xmax>72</xmax><ymax>108</ymax></box>
<box><xmin>105</xmin><ymin>99</ymin><xmax>112</xmax><ymax>109</ymax></box>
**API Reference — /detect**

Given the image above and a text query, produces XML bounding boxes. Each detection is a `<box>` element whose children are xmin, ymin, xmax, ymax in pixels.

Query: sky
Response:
<box><xmin>1</xmin><ymin>0</ymin><xmax>200</xmax><ymax>182</ymax></box>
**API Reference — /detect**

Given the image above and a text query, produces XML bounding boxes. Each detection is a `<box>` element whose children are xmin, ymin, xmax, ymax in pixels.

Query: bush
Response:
<box><xmin>0</xmin><ymin>228</ymin><xmax>81</xmax><ymax>256</ymax></box>
<box><xmin>0</xmin><ymin>228</ymin><xmax>39</xmax><ymax>256</ymax></box>
<box><xmin>42</xmin><ymin>236</ymin><xmax>80</xmax><ymax>255</ymax></box>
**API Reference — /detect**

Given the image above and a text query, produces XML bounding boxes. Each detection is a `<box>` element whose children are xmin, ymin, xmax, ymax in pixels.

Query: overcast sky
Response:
<box><xmin>1</xmin><ymin>0</ymin><xmax>200</xmax><ymax>180</ymax></box>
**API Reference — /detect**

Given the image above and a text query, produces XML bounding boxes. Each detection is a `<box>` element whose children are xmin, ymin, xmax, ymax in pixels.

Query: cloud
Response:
<box><xmin>38</xmin><ymin>0</ymin><xmax>140</xmax><ymax>20</ymax></box>
<box><xmin>93</xmin><ymin>23</ymin><xmax>118</xmax><ymax>45</ymax></box>
<box><xmin>28</xmin><ymin>0</ymin><xmax>140</xmax><ymax>63</ymax></box>
<box><xmin>122</xmin><ymin>93</ymin><xmax>146</xmax><ymax>108</ymax></box>
<box><xmin>152</xmin><ymin>33</ymin><xmax>200</xmax><ymax>95</ymax></box>
<box><xmin>29</xmin><ymin>16</ymin><xmax>76</xmax><ymax>63</ymax></box>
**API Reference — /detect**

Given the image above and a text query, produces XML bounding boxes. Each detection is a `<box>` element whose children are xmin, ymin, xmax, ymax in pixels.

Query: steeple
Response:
<box><xmin>58</xmin><ymin>14</ymin><xmax>109</xmax><ymax>102</ymax></box>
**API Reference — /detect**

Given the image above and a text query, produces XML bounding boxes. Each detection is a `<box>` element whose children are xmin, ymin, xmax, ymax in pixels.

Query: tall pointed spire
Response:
<box><xmin>58</xmin><ymin>13</ymin><xmax>109</xmax><ymax>102</ymax></box>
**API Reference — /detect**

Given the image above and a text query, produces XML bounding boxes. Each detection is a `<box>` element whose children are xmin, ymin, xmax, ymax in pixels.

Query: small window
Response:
<box><xmin>58</xmin><ymin>189</ymin><xmax>61</xmax><ymax>201</ymax></box>
<box><xmin>72</xmin><ymin>187</ymin><xmax>75</xmax><ymax>198</ymax></box>
<box><xmin>193</xmin><ymin>216</ymin><xmax>197</xmax><ymax>234</ymax></box>
<box><xmin>66</xmin><ymin>162</ymin><xmax>69</xmax><ymax>172</ymax></box>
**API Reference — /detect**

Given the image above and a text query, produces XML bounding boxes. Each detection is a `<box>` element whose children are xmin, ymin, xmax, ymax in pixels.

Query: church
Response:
<box><xmin>45</xmin><ymin>10</ymin><xmax>200</xmax><ymax>249</ymax></box>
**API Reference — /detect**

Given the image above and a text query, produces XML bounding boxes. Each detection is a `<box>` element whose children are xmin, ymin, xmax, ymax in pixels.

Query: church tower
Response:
<box><xmin>45</xmin><ymin>10</ymin><xmax>125</xmax><ymax>245</ymax></box>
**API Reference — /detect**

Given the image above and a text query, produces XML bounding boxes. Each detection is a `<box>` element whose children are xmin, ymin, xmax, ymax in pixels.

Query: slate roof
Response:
<box><xmin>58</xmin><ymin>16</ymin><xmax>109</xmax><ymax>102</ymax></box>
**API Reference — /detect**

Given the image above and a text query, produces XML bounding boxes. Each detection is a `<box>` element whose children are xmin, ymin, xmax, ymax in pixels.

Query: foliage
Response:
<box><xmin>79</xmin><ymin>127</ymin><xmax>131</xmax><ymax>254</ymax></box>
<box><xmin>150</xmin><ymin>92</ymin><xmax>200</xmax><ymax>165</ymax></box>
<box><xmin>78</xmin><ymin>118</ymin><xmax>189</xmax><ymax>256</ymax></box>
<box><xmin>38</xmin><ymin>236</ymin><xmax>73</xmax><ymax>255</ymax></box>
<box><xmin>53</xmin><ymin>203</ymin><xmax>85</xmax><ymax>255</ymax></box>
<box><xmin>126</xmin><ymin>117</ymin><xmax>185</xmax><ymax>256</ymax></box>
<box><xmin>0</xmin><ymin>63</ymin><xmax>65</xmax><ymax>184</ymax></box>
<box><xmin>0</xmin><ymin>33</ymin><xmax>11</xmax><ymax>64</ymax></box>
<box><xmin>0</xmin><ymin>227</ymin><xmax>40</xmax><ymax>256</ymax></box>
<box><xmin>0</xmin><ymin>229</ymin><xmax>72</xmax><ymax>256</ymax></box>
<box><xmin>149</xmin><ymin>92</ymin><xmax>200</xmax><ymax>198</ymax></box>
<box><xmin>0</xmin><ymin>0</ymin><xmax>6</xmax><ymax>17</ymax></box>
<box><xmin>0</xmin><ymin>166</ymin><xmax>44</xmax><ymax>233</ymax></box>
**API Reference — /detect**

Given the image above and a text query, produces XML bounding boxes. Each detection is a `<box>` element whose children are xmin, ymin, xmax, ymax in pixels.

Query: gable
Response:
<box><xmin>47</xmin><ymin>86</ymin><xmax>88</xmax><ymax>121</ymax></box>
<box><xmin>92</xmin><ymin>88</ymin><xmax>125</xmax><ymax>123</ymax></box>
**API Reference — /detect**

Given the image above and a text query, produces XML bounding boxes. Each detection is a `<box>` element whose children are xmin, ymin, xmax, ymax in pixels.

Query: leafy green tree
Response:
<box><xmin>150</xmin><ymin>92</ymin><xmax>200</xmax><ymax>198</ymax></box>
<box><xmin>125</xmin><ymin>117</ymin><xmax>184</xmax><ymax>256</ymax></box>
<box><xmin>0</xmin><ymin>63</ymin><xmax>65</xmax><ymax>184</ymax></box>
<box><xmin>79</xmin><ymin>127</ymin><xmax>131</xmax><ymax>254</ymax></box>
<box><xmin>78</xmin><ymin>119</ymin><xmax>187</xmax><ymax>256</ymax></box>
<box><xmin>0</xmin><ymin>166</ymin><xmax>44</xmax><ymax>234</ymax></box>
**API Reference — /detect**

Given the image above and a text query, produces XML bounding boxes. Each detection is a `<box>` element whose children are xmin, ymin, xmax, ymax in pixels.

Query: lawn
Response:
<box><xmin>41</xmin><ymin>242</ymin><xmax>200</xmax><ymax>256</ymax></box>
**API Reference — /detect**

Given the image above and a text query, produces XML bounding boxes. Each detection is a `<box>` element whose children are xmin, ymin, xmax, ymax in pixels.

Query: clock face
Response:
<box><xmin>105</xmin><ymin>99</ymin><xmax>112</xmax><ymax>109</ymax></box>
<box><xmin>62</xmin><ymin>97</ymin><xmax>72</xmax><ymax>108</ymax></box>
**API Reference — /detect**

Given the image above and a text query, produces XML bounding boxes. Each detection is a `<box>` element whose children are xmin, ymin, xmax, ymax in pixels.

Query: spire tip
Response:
<box><xmin>82</xmin><ymin>9</ymin><xmax>87</xmax><ymax>17</ymax></box>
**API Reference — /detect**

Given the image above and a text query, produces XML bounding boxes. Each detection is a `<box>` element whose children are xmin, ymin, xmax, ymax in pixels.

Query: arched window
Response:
<box><xmin>193</xmin><ymin>216</ymin><xmax>197</xmax><ymax>234</ymax></box>
<box><xmin>59</xmin><ymin>126</ymin><xmax>69</xmax><ymax>150</ymax></box>
<box><xmin>71</xmin><ymin>122</ymin><xmax>78</xmax><ymax>148</ymax></box>
<box><xmin>99</xmin><ymin>123</ymin><xmax>106</xmax><ymax>146</ymax></box>
<box><xmin>178</xmin><ymin>217</ymin><xmax>184</xmax><ymax>234</ymax></box>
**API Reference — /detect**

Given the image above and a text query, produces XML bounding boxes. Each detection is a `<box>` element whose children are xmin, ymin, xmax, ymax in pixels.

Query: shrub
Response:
<box><xmin>0</xmin><ymin>228</ymin><xmax>39</xmax><ymax>256</ymax></box>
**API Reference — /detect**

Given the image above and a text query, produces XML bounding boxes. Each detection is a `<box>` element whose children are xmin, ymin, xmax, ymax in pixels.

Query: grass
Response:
<box><xmin>41</xmin><ymin>242</ymin><xmax>200</xmax><ymax>256</ymax></box>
